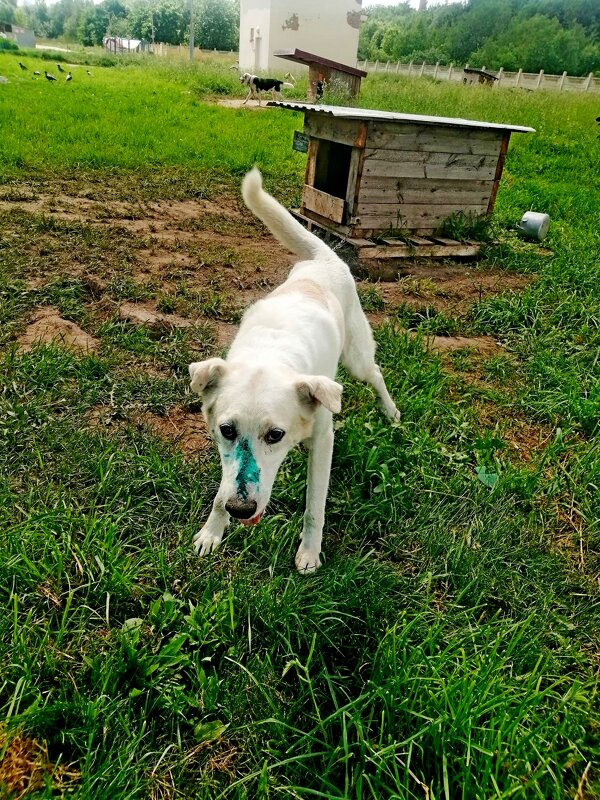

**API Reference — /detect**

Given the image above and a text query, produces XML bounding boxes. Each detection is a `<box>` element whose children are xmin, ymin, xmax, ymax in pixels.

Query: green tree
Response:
<box><xmin>445</xmin><ymin>0</ymin><xmax>518</xmax><ymax>64</ymax></box>
<box><xmin>129</xmin><ymin>0</ymin><xmax>186</xmax><ymax>45</ymax></box>
<box><xmin>194</xmin><ymin>0</ymin><xmax>238</xmax><ymax>51</ymax></box>
<box><xmin>43</xmin><ymin>0</ymin><xmax>87</xmax><ymax>39</ymax></box>
<box><xmin>0</xmin><ymin>0</ymin><xmax>17</xmax><ymax>24</ymax></box>
<box><xmin>25</xmin><ymin>0</ymin><xmax>52</xmax><ymax>37</ymax></box>
<box><xmin>473</xmin><ymin>14</ymin><xmax>600</xmax><ymax>74</ymax></box>
<box><xmin>358</xmin><ymin>3</ymin><xmax>412</xmax><ymax>60</ymax></box>
<box><xmin>357</xmin><ymin>0</ymin><xmax>600</xmax><ymax>73</ymax></box>
<box><xmin>77</xmin><ymin>5</ymin><xmax>102</xmax><ymax>45</ymax></box>
<box><xmin>75</xmin><ymin>0</ymin><xmax>126</xmax><ymax>46</ymax></box>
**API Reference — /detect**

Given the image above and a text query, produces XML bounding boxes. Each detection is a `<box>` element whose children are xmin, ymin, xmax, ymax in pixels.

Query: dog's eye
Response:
<box><xmin>265</xmin><ymin>428</ymin><xmax>285</xmax><ymax>445</ymax></box>
<box><xmin>219</xmin><ymin>424</ymin><xmax>237</xmax><ymax>441</ymax></box>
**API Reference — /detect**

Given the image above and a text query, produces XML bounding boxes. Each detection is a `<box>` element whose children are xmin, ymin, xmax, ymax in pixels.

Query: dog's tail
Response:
<box><xmin>242</xmin><ymin>168</ymin><xmax>333</xmax><ymax>261</ymax></box>
<box><xmin>282</xmin><ymin>82</ymin><xmax>294</xmax><ymax>89</ymax></box>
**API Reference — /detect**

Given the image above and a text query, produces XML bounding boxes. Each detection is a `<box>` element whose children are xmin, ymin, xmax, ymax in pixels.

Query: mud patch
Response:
<box><xmin>18</xmin><ymin>306</ymin><xmax>98</xmax><ymax>353</ymax></box>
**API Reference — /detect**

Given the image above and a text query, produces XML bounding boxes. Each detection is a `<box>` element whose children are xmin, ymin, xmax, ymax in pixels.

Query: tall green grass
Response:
<box><xmin>0</xmin><ymin>54</ymin><xmax>305</xmax><ymax>189</ymax></box>
<box><xmin>0</xmin><ymin>51</ymin><xmax>598</xmax><ymax>799</ymax></box>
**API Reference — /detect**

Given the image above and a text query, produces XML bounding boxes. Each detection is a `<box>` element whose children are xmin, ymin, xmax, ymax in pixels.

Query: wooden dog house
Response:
<box><xmin>270</xmin><ymin>102</ymin><xmax>534</xmax><ymax>257</ymax></box>
<box><xmin>463</xmin><ymin>67</ymin><xmax>498</xmax><ymax>86</ymax></box>
<box><xmin>274</xmin><ymin>49</ymin><xmax>367</xmax><ymax>102</ymax></box>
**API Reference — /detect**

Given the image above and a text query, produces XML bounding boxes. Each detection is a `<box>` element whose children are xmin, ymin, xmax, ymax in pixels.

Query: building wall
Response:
<box><xmin>239</xmin><ymin>0</ymin><xmax>362</xmax><ymax>73</ymax></box>
<box><xmin>0</xmin><ymin>23</ymin><xmax>36</xmax><ymax>48</ymax></box>
<box><xmin>239</xmin><ymin>1</ymin><xmax>273</xmax><ymax>74</ymax></box>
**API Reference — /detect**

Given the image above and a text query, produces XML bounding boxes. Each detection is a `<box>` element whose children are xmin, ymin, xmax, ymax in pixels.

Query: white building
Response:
<box><xmin>239</xmin><ymin>0</ymin><xmax>362</xmax><ymax>74</ymax></box>
<box><xmin>0</xmin><ymin>22</ymin><xmax>35</xmax><ymax>49</ymax></box>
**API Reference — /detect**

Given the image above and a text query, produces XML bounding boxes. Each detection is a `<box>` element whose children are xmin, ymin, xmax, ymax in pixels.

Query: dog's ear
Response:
<box><xmin>189</xmin><ymin>358</ymin><xmax>227</xmax><ymax>397</ymax></box>
<box><xmin>295</xmin><ymin>375</ymin><xmax>343</xmax><ymax>414</ymax></box>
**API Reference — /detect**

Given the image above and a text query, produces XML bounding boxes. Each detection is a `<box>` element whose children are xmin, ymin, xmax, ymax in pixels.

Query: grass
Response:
<box><xmin>0</xmin><ymin>49</ymin><xmax>599</xmax><ymax>798</ymax></box>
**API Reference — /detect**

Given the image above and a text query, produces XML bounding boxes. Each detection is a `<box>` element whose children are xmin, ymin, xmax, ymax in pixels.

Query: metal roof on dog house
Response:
<box><xmin>269</xmin><ymin>102</ymin><xmax>534</xmax><ymax>250</ymax></box>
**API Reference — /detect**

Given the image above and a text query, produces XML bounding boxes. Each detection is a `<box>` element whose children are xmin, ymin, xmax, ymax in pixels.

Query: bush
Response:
<box><xmin>0</xmin><ymin>39</ymin><xmax>19</xmax><ymax>52</ymax></box>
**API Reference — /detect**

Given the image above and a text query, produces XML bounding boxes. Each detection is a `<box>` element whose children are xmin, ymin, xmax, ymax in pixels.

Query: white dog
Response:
<box><xmin>189</xmin><ymin>169</ymin><xmax>400</xmax><ymax>573</ymax></box>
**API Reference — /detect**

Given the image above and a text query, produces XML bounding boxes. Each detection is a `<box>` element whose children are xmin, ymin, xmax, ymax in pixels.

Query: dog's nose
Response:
<box><xmin>225</xmin><ymin>499</ymin><xmax>258</xmax><ymax>520</ymax></box>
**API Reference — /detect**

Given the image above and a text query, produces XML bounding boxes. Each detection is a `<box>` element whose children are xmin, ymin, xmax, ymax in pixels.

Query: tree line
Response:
<box><xmin>1</xmin><ymin>0</ymin><xmax>238</xmax><ymax>51</ymax></box>
<box><xmin>359</xmin><ymin>0</ymin><xmax>600</xmax><ymax>76</ymax></box>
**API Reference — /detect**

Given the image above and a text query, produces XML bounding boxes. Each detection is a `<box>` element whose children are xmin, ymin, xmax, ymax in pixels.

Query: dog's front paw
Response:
<box><xmin>193</xmin><ymin>528</ymin><xmax>223</xmax><ymax>557</ymax></box>
<box><xmin>295</xmin><ymin>545</ymin><xmax>321</xmax><ymax>574</ymax></box>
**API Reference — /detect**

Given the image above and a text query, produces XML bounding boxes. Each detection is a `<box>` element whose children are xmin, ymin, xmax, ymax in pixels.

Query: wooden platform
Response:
<box><xmin>292</xmin><ymin>209</ymin><xmax>481</xmax><ymax>260</ymax></box>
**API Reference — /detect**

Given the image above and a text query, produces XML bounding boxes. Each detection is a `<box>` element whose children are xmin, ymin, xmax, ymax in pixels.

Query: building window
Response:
<box><xmin>250</xmin><ymin>27</ymin><xmax>254</xmax><ymax>42</ymax></box>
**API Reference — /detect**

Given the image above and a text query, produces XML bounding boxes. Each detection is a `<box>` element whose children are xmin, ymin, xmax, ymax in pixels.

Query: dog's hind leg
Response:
<box><xmin>342</xmin><ymin>307</ymin><xmax>400</xmax><ymax>421</ymax></box>
<box><xmin>296</xmin><ymin>415</ymin><xmax>335</xmax><ymax>573</ymax></box>
<box><xmin>193</xmin><ymin>487</ymin><xmax>230</xmax><ymax>556</ymax></box>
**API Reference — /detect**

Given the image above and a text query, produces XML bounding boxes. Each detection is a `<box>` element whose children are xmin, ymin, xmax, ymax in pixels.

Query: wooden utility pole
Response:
<box><xmin>188</xmin><ymin>0</ymin><xmax>194</xmax><ymax>61</ymax></box>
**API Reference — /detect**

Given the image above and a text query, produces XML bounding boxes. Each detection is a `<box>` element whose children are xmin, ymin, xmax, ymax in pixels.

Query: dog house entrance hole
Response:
<box><xmin>313</xmin><ymin>140</ymin><xmax>352</xmax><ymax>200</ymax></box>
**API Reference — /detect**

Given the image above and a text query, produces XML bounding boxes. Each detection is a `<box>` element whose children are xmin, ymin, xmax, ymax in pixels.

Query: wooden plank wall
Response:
<box><xmin>304</xmin><ymin>116</ymin><xmax>366</xmax><ymax>148</ymax></box>
<box><xmin>355</xmin><ymin>121</ymin><xmax>504</xmax><ymax>234</ymax></box>
<box><xmin>303</xmin><ymin>184</ymin><xmax>345</xmax><ymax>224</ymax></box>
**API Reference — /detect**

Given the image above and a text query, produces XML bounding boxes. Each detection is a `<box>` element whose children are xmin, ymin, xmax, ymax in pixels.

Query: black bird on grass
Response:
<box><xmin>596</xmin><ymin>116</ymin><xmax>600</xmax><ymax>124</ymax></box>
<box><xmin>33</xmin><ymin>70</ymin><xmax>41</xmax><ymax>76</ymax></box>
<box><xmin>66</xmin><ymin>72</ymin><xmax>72</xmax><ymax>82</ymax></box>
<box><xmin>19</xmin><ymin>62</ymin><xmax>27</xmax><ymax>70</ymax></box>
<box><xmin>86</xmin><ymin>70</ymin><xmax>92</xmax><ymax>76</ymax></box>
<box><xmin>57</xmin><ymin>63</ymin><xmax>64</xmax><ymax>72</ymax></box>
<box><xmin>44</xmin><ymin>71</ymin><xmax>57</xmax><ymax>82</ymax></box>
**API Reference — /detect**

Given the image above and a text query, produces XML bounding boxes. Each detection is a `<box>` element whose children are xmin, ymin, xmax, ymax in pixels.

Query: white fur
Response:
<box><xmin>189</xmin><ymin>168</ymin><xmax>400</xmax><ymax>573</ymax></box>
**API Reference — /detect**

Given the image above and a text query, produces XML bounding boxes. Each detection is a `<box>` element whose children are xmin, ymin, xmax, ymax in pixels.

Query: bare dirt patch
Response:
<box><xmin>216</xmin><ymin>98</ymin><xmax>276</xmax><ymax>111</ymax></box>
<box><xmin>0</xmin><ymin>726</ymin><xmax>79</xmax><ymax>800</ymax></box>
<box><xmin>1</xmin><ymin>188</ymin><xmax>527</xmax><ymax>323</ymax></box>
<box><xmin>118</xmin><ymin>301</ymin><xmax>192</xmax><ymax>331</ymax></box>
<box><xmin>212</xmin><ymin>320</ymin><xmax>237</xmax><ymax>350</ymax></box>
<box><xmin>474</xmin><ymin>399</ymin><xmax>555</xmax><ymax>462</ymax></box>
<box><xmin>0</xmin><ymin>190</ymin><xmax>294</xmax><ymax>297</ymax></box>
<box><xmin>3</xmin><ymin>186</ymin><xmax>530</xmax><ymax>388</ymax></box>
<box><xmin>18</xmin><ymin>306</ymin><xmax>98</xmax><ymax>353</ymax></box>
<box><xmin>140</xmin><ymin>405</ymin><xmax>211</xmax><ymax>455</ymax></box>
<box><xmin>373</xmin><ymin>263</ymin><xmax>531</xmax><ymax>318</ymax></box>
<box><xmin>88</xmin><ymin>403</ymin><xmax>211</xmax><ymax>456</ymax></box>
<box><xmin>419</xmin><ymin>334</ymin><xmax>501</xmax><ymax>355</ymax></box>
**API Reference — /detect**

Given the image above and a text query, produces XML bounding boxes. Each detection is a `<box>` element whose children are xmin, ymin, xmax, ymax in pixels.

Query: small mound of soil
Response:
<box><xmin>18</xmin><ymin>306</ymin><xmax>98</xmax><ymax>353</ymax></box>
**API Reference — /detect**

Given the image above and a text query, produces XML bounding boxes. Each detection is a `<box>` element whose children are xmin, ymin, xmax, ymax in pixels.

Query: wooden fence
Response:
<box><xmin>359</xmin><ymin>60</ymin><xmax>600</xmax><ymax>93</ymax></box>
<box><xmin>147</xmin><ymin>42</ymin><xmax>236</xmax><ymax>61</ymax></box>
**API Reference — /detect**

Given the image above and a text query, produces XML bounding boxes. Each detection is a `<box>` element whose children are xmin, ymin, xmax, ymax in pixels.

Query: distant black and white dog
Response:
<box><xmin>240</xmin><ymin>73</ymin><xmax>293</xmax><ymax>105</ymax></box>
